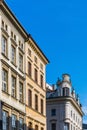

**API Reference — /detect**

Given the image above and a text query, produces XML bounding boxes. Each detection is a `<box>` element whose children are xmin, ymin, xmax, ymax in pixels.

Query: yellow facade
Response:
<box><xmin>25</xmin><ymin>37</ymin><xmax>49</xmax><ymax>130</ymax></box>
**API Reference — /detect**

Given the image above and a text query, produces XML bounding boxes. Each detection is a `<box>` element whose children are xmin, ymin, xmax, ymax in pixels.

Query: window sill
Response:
<box><xmin>1</xmin><ymin>27</ymin><xmax>9</xmax><ymax>37</ymax></box>
<box><xmin>19</xmin><ymin>68</ymin><xmax>24</xmax><ymax>74</ymax></box>
<box><xmin>2</xmin><ymin>90</ymin><xmax>10</xmax><ymax>96</ymax></box>
<box><xmin>10</xmin><ymin>38</ymin><xmax>17</xmax><ymax>46</ymax></box>
<box><xmin>19</xmin><ymin>100</ymin><xmax>25</xmax><ymax>105</ymax></box>
<box><xmin>1</xmin><ymin>53</ymin><xmax>9</xmax><ymax>60</ymax></box>
<box><xmin>11</xmin><ymin>61</ymin><xmax>17</xmax><ymax>67</ymax></box>
<box><xmin>11</xmin><ymin>95</ymin><xmax>18</xmax><ymax>100</ymax></box>
<box><xmin>18</xmin><ymin>47</ymin><xmax>25</xmax><ymax>54</ymax></box>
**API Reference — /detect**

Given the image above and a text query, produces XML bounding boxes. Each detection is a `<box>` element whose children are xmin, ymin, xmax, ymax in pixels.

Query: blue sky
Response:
<box><xmin>5</xmin><ymin>0</ymin><xmax>87</xmax><ymax>122</ymax></box>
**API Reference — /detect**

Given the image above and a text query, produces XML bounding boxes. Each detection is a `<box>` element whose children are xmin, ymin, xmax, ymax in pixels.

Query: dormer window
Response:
<box><xmin>63</xmin><ymin>87</ymin><xmax>69</xmax><ymax>96</ymax></box>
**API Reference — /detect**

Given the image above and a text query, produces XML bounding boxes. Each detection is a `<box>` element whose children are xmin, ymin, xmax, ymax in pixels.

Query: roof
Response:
<box><xmin>0</xmin><ymin>0</ymin><xmax>49</xmax><ymax>63</ymax></box>
<box><xmin>0</xmin><ymin>0</ymin><xmax>28</xmax><ymax>38</ymax></box>
<box><xmin>28</xmin><ymin>34</ymin><xmax>49</xmax><ymax>63</ymax></box>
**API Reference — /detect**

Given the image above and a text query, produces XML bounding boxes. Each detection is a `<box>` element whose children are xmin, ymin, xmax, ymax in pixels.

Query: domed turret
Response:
<box><xmin>62</xmin><ymin>74</ymin><xmax>71</xmax><ymax>83</ymax></box>
<box><xmin>57</xmin><ymin>74</ymin><xmax>72</xmax><ymax>96</ymax></box>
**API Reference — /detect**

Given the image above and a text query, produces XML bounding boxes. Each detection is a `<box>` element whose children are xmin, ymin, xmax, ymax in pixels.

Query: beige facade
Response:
<box><xmin>46</xmin><ymin>74</ymin><xmax>83</xmax><ymax>130</ymax></box>
<box><xmin>0</xmin><ymin>0</ymin><xmax>49</xmax><ymax>130</ymax></box>
<box><xmin>25</xmin><ymin>36</ymin><xmax>49</xmax><ymax>130</ymax></box>
<box><xmin>0</xmin><ymin>1</ymin><xmax>28</xmax><ymax>129</ymax></box>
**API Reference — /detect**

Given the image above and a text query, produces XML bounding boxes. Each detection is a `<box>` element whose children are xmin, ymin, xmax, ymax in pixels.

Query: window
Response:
<box><xmin>19</xmin><ymin>82</ymin><xmax>23</xmax><ymax>103</ymax></box>
<box><xmin>34</xmin><ymin>68</ymin><xmax>38</xmax><ymax>83</ymax></box>
<box><xmin>35</xmin><ymin>94</ymin><xmax>38</xmax><ymax>111</ymax></box>
<box><xmin>2</xmin><ymin>68</ymin><xmax>8</xmax><ymax>93</ymax></box>
<box><xmin>28</xmin><ymin>122</ymin><xmax>32</xmax><ymax>130</ymax></box>
<box><xmin>28</xmin><ymin>49</ymin><xmax>31</xmax><ymax>57</ymax></box>
<box><xmin>2</xmin><ymin>20</ymin><xmax>4</xmax><ymax>28</ymax></box>
<box><xmin>41</xmin><ymin>127</ymin><xmax>44</xmax><ymax>130</ymax></box>
<box><xmin>64</xmin><ymin>123</ymin><xmax>69</xmax><ymax>130</ymax></box>
<box><xmin>51</xmin><ymin>123</ymin><xmax>56</xmax><ymax>130</ymax></box>
<box><xmin>5</xmin><ymin>24</ymin><xmax>8</xmax><ymax>31</ymax></box>
<box><xmin>71</xmin><ymin>111</ymin><xmax>72</xmax><ymax>117</ymax></box>
<box><xmin>28</xmin><ymin>89</ymin><xmax>32</xmax><ymax>107</ymax></box>
<box><xmin>21</xmin><ymin>43</ymin><xmax>23</xmax><ymax>50</ymax></box>
<box><xmin>2</xmin><ymin>35</ymin><xmax>7</xmax><ymax>56</ymax></box>
<box><xmin>51</xmin><ymin>109</ymin><xmax>56</xmax><ymax>116</ymax></box>
<box><xmin>11</xmin><ymin>45</ymin><xmax>16</xmax><ymax>64</ymax></box>
<box><xmin>73</xmin><ymin>113</ymin><xmax>75</xmax><ymax>120</ymax></box>
<box><xmin>19</xmin><ymin>41</ymin><xmax>23</xmax><ymax>50</ymax></box>
<box><xmin>14</xmin><ymin>34</ymin><xmax>16</xmax><ymax>41</ymax></box>
<box><xmin>11</xmin><ymin>76</ymin><xmax>16</xmax><ymax>98</ymax></box>
<box><xmin>11</xmin><ymin>31</ymin><xmax>13</xmax><ymax>38</ymax></box>
<box><xmin>2</xmin><ymin>110</ymin><xmax>9</xmax><ymax>130</ymax></box>
<box><xmin>19</xmin><ymin>53</ymin><xmax>23</xmax><ymax>71</ymax></box>
<box><xmin>71</xmin><ymin>124</ymin><xmax>72</xmax><ymax>130</ymax></box>
<box><xmin>28</xmin><ymin>62</ymin><xmax>32</xmax><ymax>77</ymax></box>
<box><xmin>41</xmin><ymin>99</ymin><xmax>44</xmax><ymax>114</ymax></box>
<box><xmin>12</xmin><ymin>114</ymin><xmax>17</xmax><ymax>130</ymax></box>
<box><xmin>35</xmin><ymin>125</ymin><xmax>38</xmax><ymax>130</ymax></box>
<box><xmin>63</xmin><ymin>87</ymin><xmax>69</xmax><ymax>96</ymax></box>
<box><xmin>19</xmin><ymin>118</ymin><xmax>24</xmax><ymax>130</ymax></box>
<box><xmin>40</xmin><ymin>75</ymin><xmax>43</xmax><ymax>88</ymax></box>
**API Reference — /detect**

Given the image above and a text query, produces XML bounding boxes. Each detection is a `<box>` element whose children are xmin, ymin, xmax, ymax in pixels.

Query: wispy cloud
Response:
<box><xmin>82</xmin><ymin>106</ymin><xmax>87</xmax><ymax>123</ymax></box>
<box><xmin>82</xmin><ymin>106</ymin><xmax>87</xmax><ymax>115</ymax></box>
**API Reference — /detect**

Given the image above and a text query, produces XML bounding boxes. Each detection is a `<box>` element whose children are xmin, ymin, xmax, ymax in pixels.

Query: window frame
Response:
<box><xmin>28</xmin><ymin>89</ymin><xmax>32</xmax><ymax>107</ymax></box>
<box><xmin>12</xmin><ymin>114</ymin><xmax>17</xmax><ymax>129</ymax></box>
<box><xmin>2</xmin><ymin>68</ymin><xmax>8</xmax><ymax>93</ymax></box>
<box><xmin>35</xmin><ymin>94</ymin><xmax>38</xmax><ymax>111</ymax></box>
<box><xmin>28</xmin><ymin>61</ymin><xmax>32</xmax><ymax>77</ymax></box>
<box><xmin>40</xmin><ymin>74</ymin><xmax>43</xmax><ymax>88</ymax></box>
<box><xmin>41</xmin><ymin>99</ymin><xmax>44</xmax><ymax>114</ymax></box>
<box><xmin>19</xmin><ymin>81</ymin><xmax>23</xmax><ymax>103</ymax></box>
<box><xmin>19</xmin><ymin>53</ymin><xmax>23</xmax><ymax>71</ymax></box>
<box><xmin>51</xmin><ymin>109</ymin><xmax>56</xmax><ymax>116</ymax></box>
<box><xmin>34</xmin><ymin>68</ymin><xmax>38</xmax><ymax>83</ymax></box>
<box><xmin>2</xmin><ymin>35</ymin><xmax>8</xmax><ymax>56</ymax></box>
<box><xmin>11</xmin><ymin>44</ymin><xmax>16</xmax><ymax>65</ymax></box>
<box><xmin>2</xmin><ymin>110</ymin><xmax>9</xmax><ymax>130</ymax></box>
<box><xmin>19</xmin><ymin>117</ymin><xmax>24</xmax><ymax>130</ymax></box>
<box><xmin>11</xmin><ymin>75</ymin><xmax>16</xmax><ymax>98</ymax></box>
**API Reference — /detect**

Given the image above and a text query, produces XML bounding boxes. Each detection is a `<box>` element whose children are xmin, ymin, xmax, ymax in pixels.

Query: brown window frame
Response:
<box><xmin>34</xmin><ymin>68</ymin><xmax>38</xmax><ymax>83</ymax></box>
<box><xmin>40</xmin><ymin>75</ymin><xmax>43</xmax><ymax>88</ymax></box>
<box><xmin>28</xmin><ymin>62</ymin><xmax>32</xmax><ymax>77</ymax></box>
<box><xmin>41</xmin><ymin>99</ymin><xmax>44</xmax><ymax>114</ymax></box>
<box><xmin>35</xmin><ymin>94</ymin><xmax>38</xmax><ymax>111</ymax></box>
<box><xmin>28</xmin><ymin>89</ymin><xmax>32</xmax><ymax>107</ymax></box>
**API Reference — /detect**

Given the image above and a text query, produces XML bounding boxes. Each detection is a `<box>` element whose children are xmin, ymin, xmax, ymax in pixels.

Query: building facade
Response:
<box><xmin>46</xmin><ymin>74</ymin><xmax>83</xmax><ymax>130</ymax></box>
<box><xmin>0</xmin><ymin>0</ymin><xmax>49</xmax><ymax>130</ymax></box>
<box><xmin>25</xmin><ymin>36</ymin><xmax>49</xmax><ymax>130</ymax></box>
<box><xmin>83</xmin><ymin>124</ymin><xmax>87</xmax><ymax>130</ymax></box>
